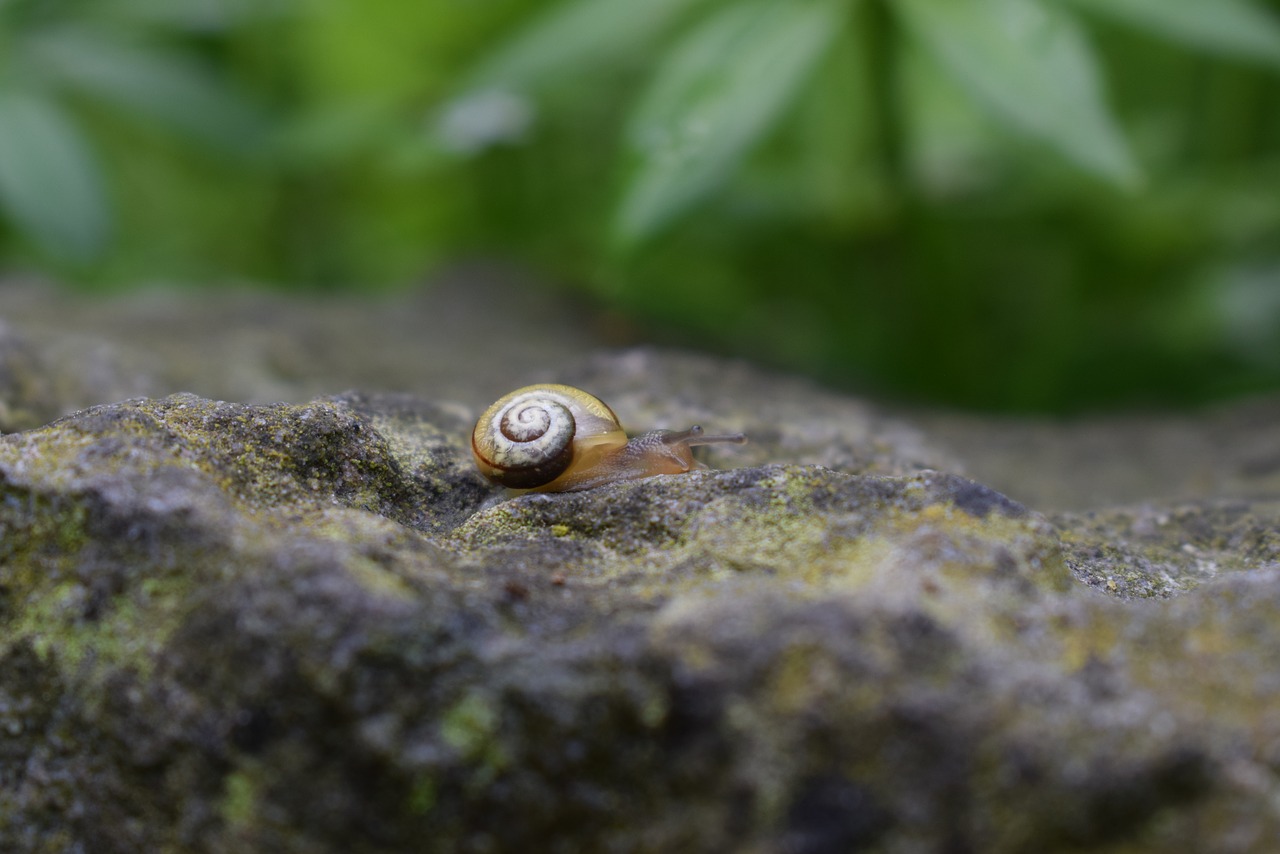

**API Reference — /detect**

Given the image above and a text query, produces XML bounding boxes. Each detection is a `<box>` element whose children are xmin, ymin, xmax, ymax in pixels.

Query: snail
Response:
<box><xmin>471</xmin><ymin>384</ymin><xmax>746</xmax><ymax>492</ymax></box>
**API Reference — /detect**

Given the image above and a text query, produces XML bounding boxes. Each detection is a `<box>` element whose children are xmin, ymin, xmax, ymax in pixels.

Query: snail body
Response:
<box><xmin>471</xmin><ymin>384</ymin><xmax>746</xmax><ymax>492</ymax></box>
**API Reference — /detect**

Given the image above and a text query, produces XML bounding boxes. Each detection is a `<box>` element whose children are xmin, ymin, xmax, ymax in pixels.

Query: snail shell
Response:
<box><xmin>471</xmin><ymin>384</ymin><xmax>627</xmax><ymax>490</ymax></box>
<box><xmin>471</xmin><ymin>384</ymin><xmax>746</xmax><ymax>492</ymax></box>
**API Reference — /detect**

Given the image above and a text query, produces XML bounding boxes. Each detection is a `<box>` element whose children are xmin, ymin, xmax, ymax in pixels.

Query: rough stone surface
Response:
<box><xmin>1</xmin><ymin>276</ymin><xmax>1279</xmax><ymax>852</ymax></box>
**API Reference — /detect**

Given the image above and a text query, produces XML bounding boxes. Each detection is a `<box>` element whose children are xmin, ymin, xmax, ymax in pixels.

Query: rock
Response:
<box><xmin>1</xmin><ymin>280</ymin><xmax>1279</xmax><ymax>852</ymax></box>
<box><xmin>0</xmin><ymin>319</ymin><xmax>151</xmax><ymax>433</ymax></box>
<box><xmin>1054</xmin><ymin>499</ymin><xmax>1280</xmax><ymax>598</ymax></box>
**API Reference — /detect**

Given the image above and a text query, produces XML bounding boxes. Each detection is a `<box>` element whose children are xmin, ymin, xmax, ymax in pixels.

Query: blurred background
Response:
<box><xmin>1</xmin><ymin>0</ymin><xmax>1278</xmax><ymax>413</ymax></box>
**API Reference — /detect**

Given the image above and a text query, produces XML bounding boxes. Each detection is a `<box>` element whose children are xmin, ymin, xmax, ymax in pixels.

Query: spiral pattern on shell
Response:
<box><xmin>472</xmin><ymin>386</ymin><xmax>591</xmax><ymax>489</ymax></box>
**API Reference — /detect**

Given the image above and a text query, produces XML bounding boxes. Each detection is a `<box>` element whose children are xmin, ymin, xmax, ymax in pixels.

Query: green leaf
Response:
<box><xmin>466</xmin><ymin>0</ymin><xmax>710</xmax><ymax>90</ymax></box>
<box><xmin>1066</xmin><ymin>0</ymin><xmax>1280</xmax><ymax>67</ymax></box>
<box><xmin>102</xmin><ymin>0</ymin><xmax>286</xmax><ymax>32</ymax></box>
<box><xmin>25</xmin><ymin>26</ymin><xmax>267</xmax><ymax>153</ymax></box>
<box><xmin>614</xmin><ymin>0</ymin><xmax>848</xmax><ymax>245</ymax></box>
<box><xmin>437</xmin><ymin>0</ymin><xmax>711</xmax><ymax>153</ymax></box>
<box><xmin>893</xmin><ymin>0</ymin><xmax>1139</xmax><ymax>186</ymax></box>
<box><xmin>0</xmin><ymin>89</ymin><xmax>110</xmax><ymax>260</ymax></box>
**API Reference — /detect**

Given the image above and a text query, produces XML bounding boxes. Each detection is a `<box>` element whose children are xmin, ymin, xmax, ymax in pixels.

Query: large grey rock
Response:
<box><xmin>1</xmin><ymin>277</ymin><xmax>1278</xmax><ymax>852</ymax></box>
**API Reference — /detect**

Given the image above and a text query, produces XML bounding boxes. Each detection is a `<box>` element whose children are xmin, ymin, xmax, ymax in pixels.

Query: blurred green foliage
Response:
<box><xmin>1</xmin><ymin>0</ymin><xmax>1279</xmax><ymax>411</ymax></box>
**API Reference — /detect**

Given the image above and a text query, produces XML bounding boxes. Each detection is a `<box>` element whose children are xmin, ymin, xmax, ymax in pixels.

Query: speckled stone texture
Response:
<box><xmin>1</xmin><ymin>276</ymin><xmax>1278</xmax><ymax>852</ymax></box>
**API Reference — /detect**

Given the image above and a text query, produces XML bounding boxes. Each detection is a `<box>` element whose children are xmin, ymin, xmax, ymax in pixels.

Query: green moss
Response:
<box><xmin>19</xmin><ymin>582</ymin><xmax>84</xmax><ymax>666</ymax></box>
<box><xmin>15</xmin><ymin>574</ymin><xmax>191</xmax><ymax>684</ymax></box>
<box><xmin>0</xmin><ymin>488</ymin><xmax>89</xmax><ymax>582</ymax></box>
<box><xmin>220</xmin><ymin>769</ymin><xmax>260</xmax><ymax>828</ymax></box>
<box><xmin>406</xmin><ymin>775</ymin><xmax>437</xmax><ymax>816</ymax></box>
<box><xmin>440</xmin><ymin>692</ymin><xmax>509</xmax><ymax>786</ymax></box>
<box><xmin>440</xmin><ymin>692</ymin><xmax>499</xmax><ymax>759</ymax></box>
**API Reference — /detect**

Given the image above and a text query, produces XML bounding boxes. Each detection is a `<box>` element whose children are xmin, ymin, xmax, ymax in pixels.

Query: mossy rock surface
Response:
<box><xmin>2</xmin><ymin>281</ymin><xmax>1279</xmax><ymax>852</ymax></box>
